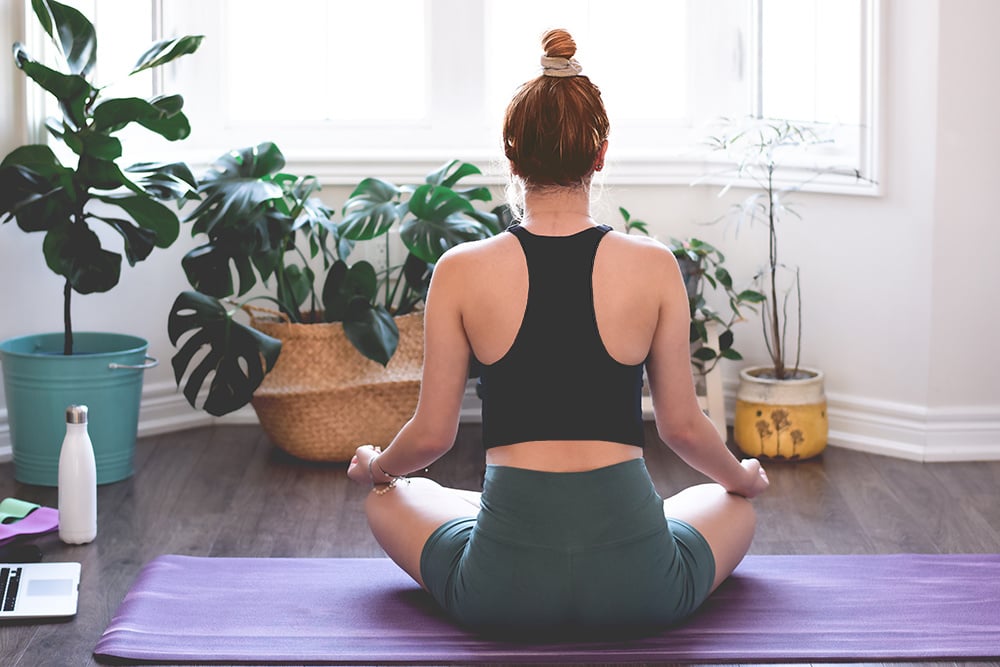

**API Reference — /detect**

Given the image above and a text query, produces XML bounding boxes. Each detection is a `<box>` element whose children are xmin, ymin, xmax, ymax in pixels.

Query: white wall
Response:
<box><xmin>929</xmin><ymin>0</ymin><xmax>1000</xmax><ymax>408</ymax></box>
<box><xmin>1</xmin><ymin>0</ymin><xmax>997</xmax><ymax>461</ymax></box>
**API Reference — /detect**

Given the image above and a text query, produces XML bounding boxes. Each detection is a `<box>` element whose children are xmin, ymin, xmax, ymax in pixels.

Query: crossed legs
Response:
<box><xmin>365</xmin><ymin>477</ymin><xmax>755</xmax><ymax>595</ymax></box>
<box><xmin>662</xmin><ymin>483</ymin><xmax>757</xmax><ymax>592</ymax></box>
<box><xmin>364</xmin><ymin>477</ymin><xmax>481</xmax><ymax>589</ymax></box>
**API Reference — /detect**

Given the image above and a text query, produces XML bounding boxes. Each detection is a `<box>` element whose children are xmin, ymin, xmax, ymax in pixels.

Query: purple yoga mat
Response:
<box><xmin>95</xmin><ymin>554</ymin><xmax>1000</xmax><ymax>664</ymax></box>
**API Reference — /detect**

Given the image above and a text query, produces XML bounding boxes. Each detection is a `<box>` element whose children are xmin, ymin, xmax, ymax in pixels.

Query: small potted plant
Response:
<box><xmin>702</xmin><ymin>117</ymin><xmax>867</xmax><ymax>460</ymax></box>
<box><xmin>168</xmin><ymin>144</ymin><xmax>498</xmax><ymax>460</ymax></box>
<box><xmin>0</xmin><ymin>0</ymin><xmax>201</xmax><ymax>485</ymax></box>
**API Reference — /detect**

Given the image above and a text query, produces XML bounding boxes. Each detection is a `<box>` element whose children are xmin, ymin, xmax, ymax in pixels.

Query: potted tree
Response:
<box><xmin>0</xmin><ymin>0</ymin><xmax>202</xmax><ymax>485</ymax></box>
<box><xmin>168</xmin><ymin>144</ymin><xmax>498</xmax><ymax>460</ymax></box>
<box><xmin>702</xmin><ymin>117</ymin><xmax>865</xmax><ymax>460</ymax></box>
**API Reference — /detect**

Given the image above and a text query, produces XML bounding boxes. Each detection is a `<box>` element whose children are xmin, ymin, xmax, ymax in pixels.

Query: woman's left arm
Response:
<box><xmin>347</xmin><ymin>249</ymin><xmax>472</xmax><ymax>485</ymax></box>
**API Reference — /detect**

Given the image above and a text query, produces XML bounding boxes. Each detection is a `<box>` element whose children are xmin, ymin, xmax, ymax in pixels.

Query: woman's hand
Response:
<box><xmin>347</xmin><ymin>444</ymin><xmax>380</xmax><ymax>486</ymax></box>
<box><xmin>735</xmin><ymin>458</ymin><xmax>770</xmax><ymax>499</ymax></box>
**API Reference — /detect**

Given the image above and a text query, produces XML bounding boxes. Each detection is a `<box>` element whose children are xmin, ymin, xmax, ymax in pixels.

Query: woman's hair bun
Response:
<box><xmin>541</xmin><ymin>29</ymin><xmax>576</xmax><ymax>59</ymax></box>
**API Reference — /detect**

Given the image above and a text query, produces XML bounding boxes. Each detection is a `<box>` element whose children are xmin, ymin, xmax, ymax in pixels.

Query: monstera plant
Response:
<box><xmin>168</xmin><ymin>144</ymin><xmax>499</xmax><ymax>417</ymax></box>
<box><xmin>0</xmin><ymin>0</ymin><xmax>202</xmax><ymax>354</ymax></box>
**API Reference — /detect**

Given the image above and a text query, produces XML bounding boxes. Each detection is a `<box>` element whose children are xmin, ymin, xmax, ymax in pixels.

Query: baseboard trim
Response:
<box><xmin>1</xmin><ymin>380</ymin><xmax>997</xmax><ymax>463</ymax></box>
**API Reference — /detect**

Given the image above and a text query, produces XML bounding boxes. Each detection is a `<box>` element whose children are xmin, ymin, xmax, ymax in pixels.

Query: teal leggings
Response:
<box><xmin>420</xmin><ymin>459</ymin><xmax>716</xmax><ymax>635</ymax></box>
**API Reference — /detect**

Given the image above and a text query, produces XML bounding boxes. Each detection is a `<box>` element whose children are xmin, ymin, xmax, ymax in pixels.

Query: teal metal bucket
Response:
<box><xmin>0</xmin><ymin>332</ymin><xmax>156</xmax><ymax>486</ymax></box>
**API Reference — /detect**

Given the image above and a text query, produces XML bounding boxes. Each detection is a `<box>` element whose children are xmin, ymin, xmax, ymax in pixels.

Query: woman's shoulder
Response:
<box><xmin>600</xmin><ymin>228</ymin><xmax>680</xmax><ymax>272</ymax></box>
<box><xmin>439</xmin><ymin>230</ymin><xmax>518</xmax><ymax>262</ymax></box>
<box><xmin>432</xmin><ymin>231</ymin><xmax>519</xmax><ymax>280</ymax></box>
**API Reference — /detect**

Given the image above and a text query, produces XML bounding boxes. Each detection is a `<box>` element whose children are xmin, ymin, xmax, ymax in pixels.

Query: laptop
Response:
<box><xmin>0</xmin><ymin>562</ymin><xmax>80</xmax><ymax>619</ymax></box>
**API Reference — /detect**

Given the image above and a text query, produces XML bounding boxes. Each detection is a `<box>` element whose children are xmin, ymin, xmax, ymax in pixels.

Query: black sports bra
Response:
<box><xmin>478</xmin><ymin>224</ymin><xmax>645</xmax><ymax>449</ymax></box>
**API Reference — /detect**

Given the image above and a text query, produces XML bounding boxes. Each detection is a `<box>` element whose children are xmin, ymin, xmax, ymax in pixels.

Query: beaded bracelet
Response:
<box><xmin>366</xmin><ymin>445</ymin><xmax>409</xmax><ymax>495</ymax></box>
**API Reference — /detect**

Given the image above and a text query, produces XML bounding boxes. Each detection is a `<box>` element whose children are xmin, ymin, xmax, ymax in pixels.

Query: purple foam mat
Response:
<box><xmin>95</xmin><ymin>554</ymin><xmax>1000</xmax><ymax>664</ymax></box>
<box><xmin>0</xmin><ymin>506</ymin><xmax>58</xmax><ymax>545</ymax></box>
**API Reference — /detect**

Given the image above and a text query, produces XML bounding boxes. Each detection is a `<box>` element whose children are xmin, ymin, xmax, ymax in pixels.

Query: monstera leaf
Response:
<box><xmin>321</xmin><ymin>260</ymin><xmax>399</xmax><ymax>365</ymax></box>
<box><xmin>339</xmin><ymin>177</ymin><xmax>406</xmax><ymax>241</ymax></box>
<box><xmin>400</xmin><ymin>184</ymin><xmax>493</xmax><ymax>263</ymax></box>
<box><xmin>343</xmin><ymin>298</ymin><xmax>398</xmax><ymax>367</ymax></box>
<box><xmin>168</xmin><ymin>291</ymin><xmax>281</xmax><ymax>417</ymax></box>
<box><xmin>186</xmin><ymin>143</ymin><xmax>285</xmax><ymax>236</ymax></box>
<box><xmin>181</xmin><ymin>143</ymin><xmax>291</xmax><ymax>297</ymax></box>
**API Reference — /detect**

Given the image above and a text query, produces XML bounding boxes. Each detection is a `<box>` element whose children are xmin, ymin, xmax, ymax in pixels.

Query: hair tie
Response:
<box><xmin>540</xmin><ymin>55</ymin><xmax>582</xmax><ymax>78</ymax></box>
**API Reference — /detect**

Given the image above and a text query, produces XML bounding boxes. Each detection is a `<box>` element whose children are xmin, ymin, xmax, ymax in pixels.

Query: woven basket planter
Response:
<box><xmin>247</xmin><ymin>310</ymin><xmax>424</xmax><ymax>462</ymax></box>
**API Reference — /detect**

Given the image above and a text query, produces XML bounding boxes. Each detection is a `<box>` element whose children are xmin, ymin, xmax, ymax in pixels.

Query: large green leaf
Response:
<box><xmin>168</xmin><ymin>291</ymin><xmax>281</xmax><ymax>417</ymax></box>
<box><xmin>1</xmin><ymin>144</ymin><xmax>68</xmax><ymax>176</ymax></box>
<box><xmin>467</xmin><ymin>206</ymin><xmax>501</xmax><ymax>234</ymax></box>
<box><xmin>402</xmin><ymin>252</ymin><xmax>432</xmax><ymax>294</ymax></box>
<box><xmin>31</xmin><ymin>0</ymin><xmax>97</xmax><ymax>76</ymax></box>
<box><xmin>340</xmin><ymin>178</ymin><xmax>403</xmax><ymax>240</ymax></box>
<box><xmin>343</xmin><ymin>299</ymin><xmax>398</xmax><ymax>366</ymax></box>
<box><xmin>77</xmin><ymin>154</ymin><xmax>141</xmax><ymax>192</ymax></box>
<box><xmin>94</xmin><ymin>194</ymin><xmax>180</xmax><ymax>247</ymax></box>
<box><xmin>181</xmin><ymin>146</ymin><xmax>295</xmax><ymax>299</ymax></box>
<box><xmin>277</xmin><ymin>264</ymin><xmax>313</xmax><ymax>312</ymax></box>
<box><xmin>393</xmin><ymin>252</ymin><xmax>432</xmax><ymax>315</ymax></box>
<box><xmin>400</xmin><ymin>184</ymin><xmax>491</xmax><ymax>263</ymax></box>
<box><xmin>0</xmin><ymin>146</ymin><xmax>74</xmax><ymax>225</ymax></box>
<box><xmin>92</xmin><ymin>95</ymin><xmax>191</xmax><ymax>141</ymax></box>
<box><xmin>425</xmin><ymin>160</ymin><xmax>475</xmax><ymax>187</ymax></box>
<box><xmin>0</xmin><ymin>146</ymin><xmax>76</xmax><ymax>231</ymax></box>
<box><xmin>125</xmin><ymin>161</ymin><xmax>198</xmax><ymax>202</ymax></box>
<box><xmin>13</xmin><ymin>45</ymin><xmax>94</xmax><ymax>128</ymax></box>
<box><xmin>181</xmin><ymin>240</ymin><xmax>251</xmax><ymax>298</ymax></box>
<box><xmin>0</xmin><ymin>166</ymin><xmax>72</xmax><ymax>231</ymax></box>
<box><xmin>65</xmin><ymin>130</ymin><xmax>122</xmax><ymax>160</ymax></box>
<box><xmin>425</xmin><ymin>160</ymin><xmax>492</xmax><ymax>201</ymax></box>
<box><xmin>320</xmin><ymin>260</ymin><xmax>349</xmax><ymax>320</ymax></box>
<box><xmin>131</xmin><ymin>35</ymin><xmax>204</xmax><ymax>74</ymax></box>
<box><xmin>186</xmin><ymin>143</ymin><xmax>285</xmax><ymax>236</ymax></box>
<box><xmin>89</xmin><ymin>215</ymin><xmax>156</xmax><ymax>266</ymax></box>
<box><xmin>43</xmin><ymin>220</ymin><xmax>121</xmax><ymax>293</ymax></box>
<box><xmin>321</xmin><ymin>260</ymin><xmax>377</xmax><ymax>322</ymax></box>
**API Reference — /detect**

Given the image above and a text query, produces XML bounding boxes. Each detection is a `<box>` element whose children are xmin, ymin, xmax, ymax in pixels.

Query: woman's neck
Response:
<box><xmin>520</xmin><ymin>186</ymin><xmax>594</xmax><ymax>235</ymax></box>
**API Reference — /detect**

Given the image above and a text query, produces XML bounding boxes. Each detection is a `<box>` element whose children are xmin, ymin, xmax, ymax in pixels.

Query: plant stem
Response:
<box><xmin>767</xmin><ymin>164</ymin><xmax>785</xmax><ymax>379</ymax></box>
<box><xmin>63</xmin><ymin>279</ymin><xmax>73</xmax><ymax>355</ymax></box>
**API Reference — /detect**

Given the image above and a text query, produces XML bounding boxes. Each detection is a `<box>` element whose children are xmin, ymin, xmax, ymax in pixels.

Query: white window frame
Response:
<box><xmin>24</xmin><ymin>0</ymin><xmax>881</xmax><ymax>193</ymax></box>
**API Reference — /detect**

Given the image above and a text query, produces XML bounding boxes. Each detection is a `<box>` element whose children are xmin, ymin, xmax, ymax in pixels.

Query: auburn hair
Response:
<box><xmin>502</xmin><ymin>29</ymin><xmax>610</xmax><ymax>188</ymax></box>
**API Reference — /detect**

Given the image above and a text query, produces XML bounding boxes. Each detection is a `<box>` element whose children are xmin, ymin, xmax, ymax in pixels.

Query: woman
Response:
<box><xmin>348</xmin><ymin>28</ymin><xmax>768</xmax><ymax>634</ymax></box>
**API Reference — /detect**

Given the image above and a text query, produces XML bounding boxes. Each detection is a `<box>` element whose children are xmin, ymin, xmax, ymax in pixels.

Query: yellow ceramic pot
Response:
<box><xmin>734</xmin><ymin>366</ymin><xmax>828</xmax><ymax>461</ymax></box>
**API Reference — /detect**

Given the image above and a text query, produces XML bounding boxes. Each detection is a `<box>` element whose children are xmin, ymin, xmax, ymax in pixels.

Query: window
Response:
<box><xmin>29</xmin><ymin>0</ymin><xmax>879</xmax><ymax>189</ymax></box>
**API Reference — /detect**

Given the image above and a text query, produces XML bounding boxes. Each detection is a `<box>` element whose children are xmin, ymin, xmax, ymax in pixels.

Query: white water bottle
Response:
<box><xmin>58</xmin><ymin>404</ymin><xmax>97</xmax><ymax>544</ymax></box>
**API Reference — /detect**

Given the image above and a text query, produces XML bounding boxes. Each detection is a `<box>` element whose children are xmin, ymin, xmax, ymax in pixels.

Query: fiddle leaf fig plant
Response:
<box><xmin>0</xmin><ymin>0</ymin><xmax>202</xmax><ymax>354</ymax></box>
<box><xmin>168</xmin><ymin>146</ymin><xmax>498</xmax><ymax>417</ymax></box>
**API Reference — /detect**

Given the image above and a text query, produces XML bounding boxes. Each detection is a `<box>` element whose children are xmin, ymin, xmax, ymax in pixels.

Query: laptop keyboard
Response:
<box><xmin>1</xmin><ymin>567</ymin><xmax>21</xmax><ymax>611</ymax></box>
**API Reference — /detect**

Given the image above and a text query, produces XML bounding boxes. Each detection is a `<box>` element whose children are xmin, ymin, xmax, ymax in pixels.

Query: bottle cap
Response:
<box><xmin>66</xmin><ymin>405</ymin><xmax>88</xmax><ymax>424</ymax></box>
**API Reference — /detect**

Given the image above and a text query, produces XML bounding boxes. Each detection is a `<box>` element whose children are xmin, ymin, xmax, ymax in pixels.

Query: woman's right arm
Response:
<box><xmin>346</xmin><ymin>246</ymin><xmax>473</xmax><ymax>487</ymax></box>
<box><xmin>644</xmin><ymin>247</ymin><xmax>768</xmax><ymax>499</ymax></box>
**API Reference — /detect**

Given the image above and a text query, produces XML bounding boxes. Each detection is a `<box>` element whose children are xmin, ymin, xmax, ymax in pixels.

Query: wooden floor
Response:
<box><xmin>0</xmin><ymin>422</ymin><xmax>998</xmax><ymax>667</ymax></box>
